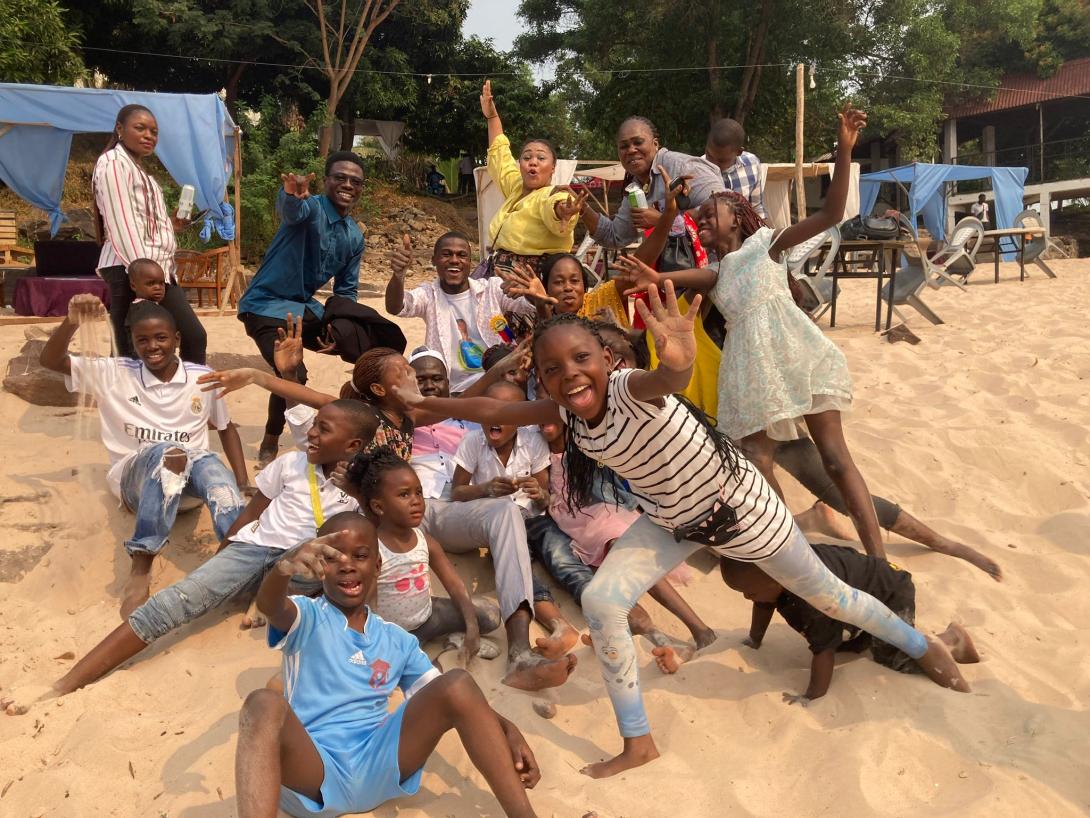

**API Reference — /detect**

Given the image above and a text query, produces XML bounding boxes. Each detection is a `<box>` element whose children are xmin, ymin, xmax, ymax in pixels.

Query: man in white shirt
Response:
<box><xmin>40</xmin><ymin>295</ymin><xmax>249</xmax><ymax>617</ymax></box>
<box><xmin>970</xmin><ymin>194</ymin><xmax>990</xmax><ymax>227</ymax></box>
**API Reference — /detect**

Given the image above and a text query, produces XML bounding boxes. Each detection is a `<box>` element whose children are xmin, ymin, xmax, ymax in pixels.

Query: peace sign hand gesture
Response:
<box><xmin>499</xmin><ymin>262</ymin><xmax>556</xmax><ymax>306</ymax></box>
<box><xmin>281</xmin><ymin>173</ymin><xmax>314</xmax><ymax>200</ymax></box>
<box><xmin>273</xmin><ymin>313</ymin><xmax>305</xmax><ymax>376</ymax></box>
<box><xmin>554</xmin><ymin>189</ymin><xmax>588</xmax><ymax>222</ymax></box>
<box><xmin>633</xmin><ymin>279</ymin><xmax>701</xmax><ymax>373</ymax></box>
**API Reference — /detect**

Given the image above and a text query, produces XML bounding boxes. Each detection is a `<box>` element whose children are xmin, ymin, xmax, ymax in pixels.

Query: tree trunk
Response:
<box><xmin>733</xmin><ymin>0</ymin><xmax>772</xmax><ymax>126</ymax></box>
<box><xmin>223</xmin><ymin>62</ymin><xmax>249</xmax><ymax>116</ymax></box>
<box><xmin>706</xmin><ymin>0</ymin><xmax>723</xmax><ymax>122</ymax></box>
<box><xmin>340</xmin><ymin>116</ymin><xmax>357</xmax><ymax>151</ymax></box>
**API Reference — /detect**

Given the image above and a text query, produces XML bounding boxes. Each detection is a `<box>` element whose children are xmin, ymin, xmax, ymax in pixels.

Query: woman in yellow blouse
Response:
<box><xmin>479</xmin><ymin>80</ymin><xmax>585</xmax><ymax>277</ymax></box>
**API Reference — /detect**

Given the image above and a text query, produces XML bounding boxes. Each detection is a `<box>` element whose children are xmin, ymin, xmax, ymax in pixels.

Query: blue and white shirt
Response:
<box><xmin>713</xmin><ymin>150</ymin><xmax>767</xmax><ymax>219</ymax></box>
<box><xmin>270</xmin><ymin>596</ymin><xmax>441</xmax><ymax>746</ymax></box>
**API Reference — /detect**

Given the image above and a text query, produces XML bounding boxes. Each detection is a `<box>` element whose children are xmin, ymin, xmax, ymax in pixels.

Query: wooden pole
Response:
<box><xmin>794</xmin><ymin>63</ymin><xmax>806</xmax><ymax>222</ymax></box>
<box><xmin>219</xmin><ymin>126</ymin><xmax>243</xmax><ymax>316</ymax></box>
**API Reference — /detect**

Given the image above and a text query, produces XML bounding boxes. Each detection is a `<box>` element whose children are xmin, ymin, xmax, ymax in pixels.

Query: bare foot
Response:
<box><xmin>938</xmin><ymin>623</ymin><xmax>980</xmax><ymax>664</ymax></box>
<box><xmin>119</xmin><ymin>571</ymin><xmax>151</xmax><ymax>620</ymax></box>
<box><xmin>580</xmin><ymin>734</ymin><xmax>660</xmax><ymax>779</ymax></box>
<box><xmin>794</xmin><ymin>501</ymin><xmax>857</xmax><ymax>541</ymax></box>
<box><xmin>652</xmin><ymin>644</ymin><xmax>695</xmax><ymax>674</ymax></box>
<box><xmin>535</xmin><ymin>621</ymin><xmax>581</xmax><ymax>659</ymax></box>
<box><xmin>2</xmin><ymin>684</ymin><xmax>56</xmax><ymax>715</ymax></box>
<box><xmin>240</xmin><ymin>599</ymin><xmax>267</xmax><ymax>630</ymax></box>
<box><xmin>950</xmin><ymin>544</ymin><xmax>1003</xmax><ymax>581</ymax></box>
<box><xmin>692</xmin><ymin>627</ymin><xmax>718</xmax><ymax>650</ymax></box>
<box><xmin>916</xmin><ymin>635</ymin><xmax>971</xmax><ymax>691</ymax></box>
<box><xmin>502</xmin><ymin>652</ymin><xmax>577</xmax><ymax>691</ymax></box>
<box><xmin>255</xmin><ymin>438</ymin><xmax>278</xmax><ymax>472</ymax></box>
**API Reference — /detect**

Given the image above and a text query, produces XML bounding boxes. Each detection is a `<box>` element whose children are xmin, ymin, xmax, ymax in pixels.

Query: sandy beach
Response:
<box><xmin>0</xmin><ymin>260</ymin><xmax>1088</xmax><ymax>817</ymax></box>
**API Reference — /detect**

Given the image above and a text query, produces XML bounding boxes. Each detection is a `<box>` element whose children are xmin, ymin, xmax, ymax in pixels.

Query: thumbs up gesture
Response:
<box><xmin>390</xmin><ymin>233</ymin><xmax>413</xmax><ymax>280</ymax></box>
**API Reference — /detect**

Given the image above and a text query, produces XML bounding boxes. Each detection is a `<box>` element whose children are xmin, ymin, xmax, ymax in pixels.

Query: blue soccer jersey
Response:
<box><xmin>270</xmin><ymin>596</ymin><xmax>440</xmax><ymax>747</ymax></box>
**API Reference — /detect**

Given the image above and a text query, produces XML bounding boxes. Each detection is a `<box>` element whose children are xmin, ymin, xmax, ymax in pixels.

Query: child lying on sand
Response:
<box><xmin>720</xmin><ymin>543</ymin><xmax>980</xmax><ymax>705</ymax></box>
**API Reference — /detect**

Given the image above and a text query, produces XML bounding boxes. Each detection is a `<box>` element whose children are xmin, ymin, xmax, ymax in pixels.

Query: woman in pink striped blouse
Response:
<box><xmin>93</xmin><ymin>104</ymin><xmax>207</xmax><ymax>363</ymax></box>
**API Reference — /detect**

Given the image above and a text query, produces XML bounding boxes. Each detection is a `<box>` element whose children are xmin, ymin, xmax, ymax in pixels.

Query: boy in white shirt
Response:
<box><xmin>385</xmin><ymin>232</ymin><xmax>538</xmax><ymax>392</ymax></box>
<box><xmin>39</xmin><ymin>295</ymin><xmax>248</xmax><ymax>618</ymax></box>
<box><xmin>50</xmin><ymin>399</ymin><xmax>377</xmax><ymax>698</ymax></box>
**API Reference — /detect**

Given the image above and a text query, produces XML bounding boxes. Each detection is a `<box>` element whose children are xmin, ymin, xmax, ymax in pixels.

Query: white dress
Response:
<box><xmin>710</xmin><ymin>226</ymin><xmax>852</xmax><ymax>441</ymax></box>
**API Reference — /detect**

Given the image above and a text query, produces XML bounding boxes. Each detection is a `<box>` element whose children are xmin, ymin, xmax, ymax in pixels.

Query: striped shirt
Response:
<box><xmin>561</xmin><ymin>369</ymin><xmax>793</xmax><ymax>560</ymax></box>
<box><xmin>93</xmin><ymin>145</ymin><xmax>177</xmax><ymax>280</ymax></box>
<box><xmin>710</xmin><ymin>150</ymin><xmax>767</xmax><ymax>219</ymax></box>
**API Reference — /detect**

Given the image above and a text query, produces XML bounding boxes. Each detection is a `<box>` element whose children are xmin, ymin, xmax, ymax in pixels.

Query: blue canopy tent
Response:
<box><xmin>0</xmin><ymin>83</ymin><xmax>238</xmax><ymax>240</ymax></box>
<box><xmin>859</xmin><ymin>162</ymin><xmax>1027</xmax><ymax>260</ymax></box>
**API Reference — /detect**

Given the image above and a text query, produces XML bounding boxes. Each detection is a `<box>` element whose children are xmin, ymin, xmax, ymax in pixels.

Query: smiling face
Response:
<box><xmin>118</xmin><ymin>110</ymin><xmax>159</xmax><ymax>159</ymax></box>
<box><xmin>322</xmin><ymin>522</ymin><xmax>381</xmax><ymax>609</ymax></box>
<box><xmin>519</xmin><ymin>141</ymin><xmax>556</xmax><ymax>191</ymax></box>
<box><xmin>545</xmin><ymin>257</ymin><xmax>586</xmax><ymax>315</ymax></box>
<box><xmin>369</xmin><ymin>464</ymin><xmax>425</xmax><ymax>529</ymax></box>
<box><xmin>539</xmin><ymin>421</ymin><xmax>565</xmax><ymax>445</ymax></box>
<box><xmin>131</xmin><ymin>317</ymin><xmax>179</xmax><ymax>375</ymax></box>
<box><xmin>324</xmin><ymin>160</ymin><xmax>365</xmax><ymax>215</ymax></box>
<box><xmin>433</xmin><ymin>236</ymin><xmax>472</xmax><ymax>293</ymax></box>
<box><xmin>305</xmin><ymin>404</ymin><xmax>364</xmax><ymax>465</ymax></box>
<box><xmin>696</xmin><ymin>197</ymin><xmax>736</xmax><ymax>250</ymax></box>
<box><xmin>411</xmin><ymin>356</ymin><xmax>450</xmax><ymax>398</ymax></box>
<box><xmin>534</xmin><ymin>322</ymin><xmax>613</xmax><ymax>426</ymax></box>
<box><xmin>615</xmin><ymin>120</ymin><xmax>659</xmax><ymax>183</ymax></box>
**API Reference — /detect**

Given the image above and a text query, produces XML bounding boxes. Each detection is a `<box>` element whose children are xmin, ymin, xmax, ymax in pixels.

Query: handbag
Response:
<box><xmin>658</xmin><ymin>231</ymin><xmax>697</xmax><ymax>272</ymax></box>
<box><xmin>840</xmin><ymin>215</ymin><xmax>900</xmax><ymax>241</ymax></box>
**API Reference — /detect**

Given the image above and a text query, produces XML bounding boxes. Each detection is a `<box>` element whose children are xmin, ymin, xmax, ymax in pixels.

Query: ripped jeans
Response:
<box><xmin>119</xmin><ymin>443</ymin><xmax>244</xmax><ymax>557</ymax></box>
<box><xmin>581</xmin><ymin>517</ymin><xmax>928</xmax><ymax>738</ymax></box>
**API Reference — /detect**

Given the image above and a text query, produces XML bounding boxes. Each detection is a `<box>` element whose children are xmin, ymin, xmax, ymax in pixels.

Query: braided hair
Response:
<box><xmin>532</xmin><ymin>312</ymin><xmax>743</xmax><ymax>516</ymax></box>
<box><xmin>712</xmin><ymin>190</ymin><xmax>767</xmax><ymax>242</ymax></box>
<box><xmin>340</xmin><ymin>347</ymin><xmax>402</xmax><ymax>403</ymax></box>
<box><xmin>343</xmin><ymin>446</ymin><xmax>412</xmax><ymax>507</ymax></box>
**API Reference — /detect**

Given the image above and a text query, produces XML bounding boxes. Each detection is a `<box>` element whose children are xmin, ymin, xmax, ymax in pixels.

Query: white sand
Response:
<box><xmin>0</xmin><ymin>262</ymin><xmax>1088</xmax><ymax>817</ymax></box>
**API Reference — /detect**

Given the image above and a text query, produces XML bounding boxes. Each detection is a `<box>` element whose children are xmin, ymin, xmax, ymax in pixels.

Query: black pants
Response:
<box><xmin>100</xmin><ymin>265</ymin><xmax>208</xmax><ymax>364</ymax></box>
<box><xmin>458</xmin><ymin>173</ymin><xmax>474</xmax><ymax>195</ymax></box>
<box><xmin>240</xmin><ymin>310</ymin><xmax>324</xmax><ymax>437</ymax></box>
<box><xmin>773</xmin><ymin>437</ymin><xmax>901</xmax><ymax>529</ymax></box>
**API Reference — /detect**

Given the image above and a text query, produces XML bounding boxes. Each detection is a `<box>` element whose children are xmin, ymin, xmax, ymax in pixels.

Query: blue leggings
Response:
<box><xmin>581</xmin><ymin>516</ymin><xmax>928</xmax><ymax>737</ymax></box>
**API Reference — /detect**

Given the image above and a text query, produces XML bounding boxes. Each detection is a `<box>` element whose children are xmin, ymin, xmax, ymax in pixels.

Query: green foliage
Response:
<box><xmin>0</xmin><ymin>0</ymin><xmax>84</xmax><ymax>84</ymax></box>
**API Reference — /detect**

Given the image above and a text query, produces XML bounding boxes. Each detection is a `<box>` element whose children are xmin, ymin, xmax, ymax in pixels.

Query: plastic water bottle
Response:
<box><xmin>625</xmin><ymin>183</ymin><xmax>648</xmax><ymax>209</ymax></box>
<box><xmin>176</xmin><ymin>185</ymin><xmax>196</xmax><ymax>220</ymax></box>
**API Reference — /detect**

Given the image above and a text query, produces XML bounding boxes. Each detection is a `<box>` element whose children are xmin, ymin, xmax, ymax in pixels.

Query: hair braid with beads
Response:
<box><xmin>531</xmin><ymin>313</ymin><xmax>742</xmax><ymax>516</ymax></box>
<box><xmin>340</xmin><ymin>347</ymin><xmax>401</xmax><ymax>403</ymax></box>
<box><xmin>713</xmin><ymin>190</ymin><xmax>767</xmax><ymax>242</ymax></box>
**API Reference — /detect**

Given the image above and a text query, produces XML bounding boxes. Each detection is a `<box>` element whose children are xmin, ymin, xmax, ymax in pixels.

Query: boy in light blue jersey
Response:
<box><xmin>235</xmin><ymin>512</ymin><xmax>541</xmax><ymax>818</ymax></box>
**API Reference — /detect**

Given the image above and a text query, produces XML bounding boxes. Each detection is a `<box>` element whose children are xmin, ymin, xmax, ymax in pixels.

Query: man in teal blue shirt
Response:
<box><xmin>238</xmin><ymin>151</ymin><xmax>366</xmax><ymax>466</ymax></box>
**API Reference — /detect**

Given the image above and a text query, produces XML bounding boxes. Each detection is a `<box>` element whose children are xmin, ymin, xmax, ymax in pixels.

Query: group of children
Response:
<box><xmin>26</xmin><ymin>101</ymin><xmax>999</xmax><ymax>818</ymax></box>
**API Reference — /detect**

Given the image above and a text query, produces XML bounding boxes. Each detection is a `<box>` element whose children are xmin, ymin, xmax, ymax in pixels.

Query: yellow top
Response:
<box><xmin>578</xmin><ymin>281</ymin><xmax>630</xmax><ymax>329</ymax></box>
<box><xmin>487</xmin><ymin>134</ymin><xmax>578</xmax><ymax>256</ymax></box>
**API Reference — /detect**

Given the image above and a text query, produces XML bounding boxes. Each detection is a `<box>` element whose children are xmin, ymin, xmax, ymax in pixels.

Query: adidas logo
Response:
<box><xmin>348</xmin><ymin>650</ymin><xmax>367</xmax><ymax>666</ymax></box>
<box><xmin>128</xmin><ymin>395</ymin><xmax>141</xmax><ymax>405</ymax></box>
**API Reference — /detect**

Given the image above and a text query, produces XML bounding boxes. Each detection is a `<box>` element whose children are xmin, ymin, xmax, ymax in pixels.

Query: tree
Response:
<box><xmin>0</xmin><ymin>0</ymin><xmax>84</xmax><ymax>84</ymax></box>
<box><xmin>291</xmin><ymin>0</ymin><xmax>403</xmax><ymax>156</ymax></box>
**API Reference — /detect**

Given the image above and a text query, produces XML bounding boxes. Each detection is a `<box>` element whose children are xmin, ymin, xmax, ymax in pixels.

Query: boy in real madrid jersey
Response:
<box><xmin>40</xmin><ymin>295</ymin><xmax>249</xmax><ymax>619</ymax></box>
<box><xmin>50</xmin><ymin>361</ymin><xmax>378</xmax><ymax>695</ymax></box>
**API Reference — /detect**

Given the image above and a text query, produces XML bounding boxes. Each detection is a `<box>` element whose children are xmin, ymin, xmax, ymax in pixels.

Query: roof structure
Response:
<box><xmin>945</xmin><ymin>57</ymin><xmax>1090</xmax><ymax>119</ymax></box>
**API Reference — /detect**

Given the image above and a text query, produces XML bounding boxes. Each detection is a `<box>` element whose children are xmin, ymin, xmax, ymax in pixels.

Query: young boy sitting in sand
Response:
<box><xmin>235</xmin><ymin>512</ymin><xmax>541</xmax><ymax>818</ymax></box>
<box><xmin>720</xmin><ymin>543</ymin><xmax>980</xmax><ymax>705</ymax></box>
<box><xmin>50</xmin><ymin>399</ymin><xmax>375</xmax><ymax>697</ymax></box>
<box><xmin>39</xmin><ymin>294</ymin><xmax>248</xmax><ymax>618</ymax></box>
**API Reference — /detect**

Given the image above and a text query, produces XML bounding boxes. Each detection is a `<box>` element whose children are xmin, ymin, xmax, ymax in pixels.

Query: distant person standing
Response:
<box><xmin>703</xmin><ymin>117</ymin><xmax>767</xmax><ymax>219</ymax></box>
<box><xmin>93</xmin><ymin>104</ymin><xmax>207</xmax><ymax>363</ymax></box>
<box><xmin>970</xmin><ymin>194</ymin><xmax>990</xmax><ymax>227</ymax></box>
<box><xmin>237</xmin><ymin>151</ymin><xmax>366</xmax><ymax>468</ymax></box>
<box><xmin>458</xmin><ymin>153</ymin><xmax>476</xmax><ymax>196</ymax></box>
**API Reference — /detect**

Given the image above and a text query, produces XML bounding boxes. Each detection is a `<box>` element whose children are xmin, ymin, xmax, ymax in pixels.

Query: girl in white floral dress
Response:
<box><xmin>614</xmin><ymin>105</ymin><xmax>890</xmax><ymax>560</ymax></box>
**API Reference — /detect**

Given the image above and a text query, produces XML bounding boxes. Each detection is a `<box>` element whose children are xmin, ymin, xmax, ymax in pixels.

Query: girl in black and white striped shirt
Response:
<box><xmin>396</xmin><ymin>282</ymin><xmax>970</xmax><ymax>779</ymax></box>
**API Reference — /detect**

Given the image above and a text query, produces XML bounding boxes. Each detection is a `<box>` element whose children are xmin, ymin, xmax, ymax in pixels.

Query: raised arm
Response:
<box><xmin>481</xmin><ymin>80</ymin><xmax>504</xmax><ymax>148</ymax></box>
<box><xmin>386</xmin><ymin>234</ymin><xmax>412</xmax><ymax>315</ymax></box>
<box><xmin>198</xmin><ymin>367</ymin><xmax>336</xmax><ymax>408</ymax></box>
<box><xmin>39</xmin><ymin>295</ymin><xmax>106</xmax><ymax>375</ymax></box>
<box><xmin>256</xmin><ymin>533</ymin><xmax>347</xmax><ymax>632</ymax></box>
<box><xmin>770</xmin><ymin>105</ymin><xmax>866</xmax><ymax>259</ymax></box>
<box><xmin>277</xmin><ymin>174</ymin><xmax>317</xmax><ymax>226</ymax></box>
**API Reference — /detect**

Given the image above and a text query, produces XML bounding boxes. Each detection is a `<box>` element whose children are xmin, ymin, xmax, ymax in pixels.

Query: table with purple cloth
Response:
<box><xmin>13</xmin><ymin>277</ymin><xmax>110</xmax><ymax>317</ymax></box>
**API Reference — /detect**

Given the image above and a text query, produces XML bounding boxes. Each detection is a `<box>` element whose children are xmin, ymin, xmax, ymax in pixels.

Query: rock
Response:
<box><xmin>532</xmin><ymin>699</ymin><xmax>557</xmax><ymax>719</ymax></box>
<box><xmin>2</xmin><ymin>340</ymin><xmax>78</xmax><ymax>407</ymax></box>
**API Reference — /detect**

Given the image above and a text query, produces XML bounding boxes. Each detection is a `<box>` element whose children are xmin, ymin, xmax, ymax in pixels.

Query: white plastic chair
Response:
<box><xmin>787</xmin><ymin>226</ymin><xmax>841</xmax><ymax>319</ymax></box>
<box><xmin>923</xmin><ymin>216</ymin><xmax>983</xmax><ymax>287</ymax></box>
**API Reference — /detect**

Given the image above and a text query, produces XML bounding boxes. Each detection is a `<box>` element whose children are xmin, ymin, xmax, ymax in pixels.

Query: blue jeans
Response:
<box><xmin>582</xmin><ymin>518</ymin><xmax>928</xmax><ymax>738</ymax></box>
<box><xmin>119</xmin><ymin>443</ymin><xmax>244</xmax><ymax>557</ymax></box>
<box><xmin>525</xmin><ymin>515</ymin><xmax>595</xmax><ymax>605</ymax></box>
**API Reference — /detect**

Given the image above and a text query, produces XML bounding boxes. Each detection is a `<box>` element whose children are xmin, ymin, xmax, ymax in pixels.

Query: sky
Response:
<box><xmin>463</xmin><ymin>0</ymin><xmax>520</xmax><ymax>51</ymax></box>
